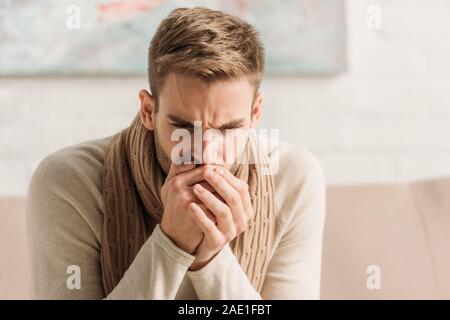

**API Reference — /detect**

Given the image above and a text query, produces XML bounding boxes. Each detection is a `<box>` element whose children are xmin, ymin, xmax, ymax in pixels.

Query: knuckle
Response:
<box><xmin>205</xmin><ymin>223</ymin><xmax>216</xmax><ymax>234</ymax></box>
<box><xmin>215</xmin><ymin>235</ymin><xmax>226</xmax><ymax>246</ymax></box>
<box><xmin>238</xmin><ymin>181</ymin><xmax>249</xmax><ymax>192</ymax></box>
<box><xmin>229</xmin><ymin>192</ymin><xmax>240</xmax><ymax>206</ymax></box>
<box><xmin>219</xmin><ymin>206</ymin><xmax>231</xmax><ymax>218</ymax></box>
<box><xmin>201</xmin><ymin>165</ymin><xmax>213</xmax><ymax>176</ymax></box>
<box><xmin>179</xmin><ymin>193</ymin><xmax>191</xmax><ymax>205</ymax></box>
<box><xmin>227</xmin><ymin>228</ymin><xmax>237</xmax><ymax>240</ymax></box>
<box><xmin>239</xmin><ymin>221</ymin><xmax>248</xmax><ymax>233</ymax></box>
<box><xmin>171</xmin><ymin>177</ymin><xmax>183</xmax><ymax>190</ymax></box>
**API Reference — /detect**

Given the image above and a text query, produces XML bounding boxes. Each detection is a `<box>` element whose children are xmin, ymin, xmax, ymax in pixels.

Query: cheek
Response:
<box><xmin>154</xmin><ymin>121</ymin><xmax>175</xmax><ymax>152</ymax></box>
<box><xmin>162</xmin><ymin>123</ymin><xmax>195</xmax><ymax>162</ymax></box>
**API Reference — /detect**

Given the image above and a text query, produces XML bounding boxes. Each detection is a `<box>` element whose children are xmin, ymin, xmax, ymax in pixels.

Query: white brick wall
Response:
<box><xmin>1</xmin><ymin>0</ymin><xmax>450</xmax><ymax>195</ymax></box>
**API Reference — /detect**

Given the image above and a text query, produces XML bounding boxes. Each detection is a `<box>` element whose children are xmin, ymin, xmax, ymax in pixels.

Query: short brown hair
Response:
<box><xmin>148</xmin><ymin>7</ymin><xmax>265</xmax><ymax>109</ymax></box>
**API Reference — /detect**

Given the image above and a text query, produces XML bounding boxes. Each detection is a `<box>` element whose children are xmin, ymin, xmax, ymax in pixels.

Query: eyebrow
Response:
<box><xmin>167</xmin><ymin>114</ymin><xmax>245</xmax><ymax>130</ymax></box>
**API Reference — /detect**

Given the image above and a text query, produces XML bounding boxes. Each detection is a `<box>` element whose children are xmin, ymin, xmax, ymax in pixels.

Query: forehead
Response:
<box><xmin>158</xmin><ymin>72</ymin><xmax>255</xmax><ymax>118</ymax></box>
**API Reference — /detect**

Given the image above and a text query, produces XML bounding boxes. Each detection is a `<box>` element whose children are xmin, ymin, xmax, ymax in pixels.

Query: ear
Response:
<box><xmin>139</xmin><ymin>89</ymin><xmax>156</xmax><ymax>131</ymax></box>
<box><xmin>250</xmin><ymin>91</ymin><xmax>263</xmax><ymax>129</ymax></box>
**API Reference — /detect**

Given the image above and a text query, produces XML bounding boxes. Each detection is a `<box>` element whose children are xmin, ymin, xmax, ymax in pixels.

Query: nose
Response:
<box><xmin>192</xmin><ymin>129</ymin><xmax>225</xmax><ymax>165</ymax></box>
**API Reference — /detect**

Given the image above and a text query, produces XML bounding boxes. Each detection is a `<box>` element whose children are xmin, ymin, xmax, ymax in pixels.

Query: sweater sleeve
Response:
<box><xmin>187</xmin><ymin>245</ymin><xmax>261</xmax><ymax>300</ymax></box>
<box><xmin>187</xmin><ymin>146</ymin><xmax>326</xmax><ymax>300</ymax></box>
<box><xmin>26</xmin><ymin>153</ymin><xmax>195</xmax><ymax>299</ymax></box>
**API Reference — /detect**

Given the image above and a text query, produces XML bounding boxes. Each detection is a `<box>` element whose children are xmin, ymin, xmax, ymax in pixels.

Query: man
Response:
<box><xmin>26</xmin><ymin>7</ymin><xmax>325</xmax><ymax>299</ymax></box>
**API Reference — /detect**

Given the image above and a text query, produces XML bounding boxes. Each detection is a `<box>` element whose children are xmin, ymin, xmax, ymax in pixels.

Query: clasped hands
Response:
<box><xmin>160</xmin><ymin>163</ymin><xmax>253</xmax><ymax>271</ymax></box>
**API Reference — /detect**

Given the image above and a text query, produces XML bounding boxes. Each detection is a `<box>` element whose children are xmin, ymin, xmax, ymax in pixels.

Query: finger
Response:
<box><xmin>214</xmin><ymin>167</ymin><xmax>248</xmax><ymax>193</ymax></box>
<box><xmin>192</xmin><ymin>184</ymin><xmax>235</xmax><ymax>235</ymax></box>
<box><xmin>200</xmin><ymin>183</ymin><xmax>227</xmax><ymax>203</ymax></box>
<box><xmin>197</xmin><ymin>203</ymin><xmax>217</xmax><ymax>224</ymax></box>
<box><xmin>192</xmin><ymin>186</ymin><xmax>225</xmax><ymax>204</ymax></box>
<box><xmin>178</xmin><ymin>193</ymin><xmax>216</xmax><ymax>223</ymax></box>
<box><xmin>214</xmin><ymin>167</ymin><xmax>253</xmax><ymax>221</ymax></box>
<box><xmin>202</xmin><ymin>168</ymin><xmax>245</xmax><ymax>218</ymax></box>
<box><xmin>197</xmin><ymin>181</ymin><xmax>215</xmax><ymax>193</ymax></box>
<box><xmin>176</xmin><ymin>192</ymin><xmax>216</xmax><ymax>224</ymax></box>
<box><xmin>174</xmin><ymin>164</ymin><xmax>220</xmax><ymax>186</ymax></box>
<box><xmin>188</xmin><ymin>202</ymin><xmax>222</xmax><ymax>239</ymax></box>
<box><xmin>166</xmin><ymin>162</ymin><xmax>196</xmax><ymax>180</ymax></box>
<box><xmin>189</xmin><ymin>181</ymin><xmax>223</xmax><ymax>200</ymax></box>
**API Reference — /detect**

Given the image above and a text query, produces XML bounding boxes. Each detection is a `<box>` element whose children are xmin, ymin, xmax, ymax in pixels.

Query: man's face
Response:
<box><xmin>140</xmin><ymin>72</ymin><xmax>262</xmax><ymax>172</ymax></box>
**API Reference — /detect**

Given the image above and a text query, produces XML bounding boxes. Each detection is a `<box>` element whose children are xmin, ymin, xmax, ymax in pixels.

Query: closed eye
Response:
<box><xmin>169</xmin><ymin>121</ymin><xmax>244</xmax><ymax>131</ymax></box>
<box><xmin>170</xmin><ymin>122</ymin><xmax>194</xmax><ymax>130</ymax></box>
<box><xmin>219</xmin><ymin>125</ymin><xmax>244</xmax><ymax>130</ymax></box>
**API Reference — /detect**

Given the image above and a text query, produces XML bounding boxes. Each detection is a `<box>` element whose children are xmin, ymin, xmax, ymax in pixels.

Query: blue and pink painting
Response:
<box><xmin>0</xmin><ymin>0</ymin><xmax>347</xmax><ymax>76</ymax></box>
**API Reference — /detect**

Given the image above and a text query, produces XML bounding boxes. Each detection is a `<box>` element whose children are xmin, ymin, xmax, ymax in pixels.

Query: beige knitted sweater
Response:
<box><xmin>26</xmin><ymin>135</ymin><xmax>325</xmax><ymax>299</ymax></box>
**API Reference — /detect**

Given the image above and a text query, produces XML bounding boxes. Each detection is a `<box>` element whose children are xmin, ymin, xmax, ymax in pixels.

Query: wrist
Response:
<box><xmin>189</xmin><ymin>258</ymin><xmax>211</xmax><ymax>271</ymax></box>
<box><xmin>159</xmin><ymin>223</ymin><xmax>196</xmax><ymax>255</ymax></box>
<box><xmin>188</xmin><ymin>249</ymin><xmax>219</xmax><ymax>271</ymax></box>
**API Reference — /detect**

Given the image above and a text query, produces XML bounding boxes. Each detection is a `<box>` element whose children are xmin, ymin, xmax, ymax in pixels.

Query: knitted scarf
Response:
<box><xmin>101</xmin><ymin>113</ymin><xmax>275</xmax><ymax>295</ymax></box>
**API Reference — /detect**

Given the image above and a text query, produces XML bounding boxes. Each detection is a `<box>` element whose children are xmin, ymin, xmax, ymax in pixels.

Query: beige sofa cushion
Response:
<box><xmin>322</xmin><ymin>178</ymin><xmax>450</xmax><ymax>299</ymax></box>
<box><xmin>410</xmin><ymin>178</ymin><xmax>450</xmax><ymax>298</ymax></box>
<box><xmin>0</xmin><ymin>198</ymin><xmax>30</xmax><ymax>299</ymax></box>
